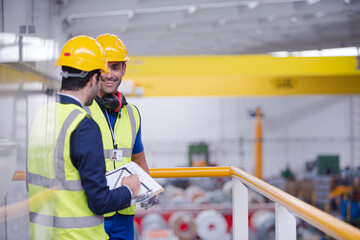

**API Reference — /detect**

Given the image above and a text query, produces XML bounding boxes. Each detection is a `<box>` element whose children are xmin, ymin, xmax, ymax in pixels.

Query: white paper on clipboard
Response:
<box><xmin>106</xmin><ymin>162</ymin><xmax>164</xmax><ymax>205</ymax></box>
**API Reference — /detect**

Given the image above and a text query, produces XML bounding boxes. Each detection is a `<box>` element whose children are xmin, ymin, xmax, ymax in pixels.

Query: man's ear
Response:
<box><xmin>122</xmin><ymin>63</ymin><xmax>127</xmax><ymax>75</ymax></box>
<box><xmin>89</xmin><ymin>73</ymin><xmax>98</xmax><ymax>87</ymax></box>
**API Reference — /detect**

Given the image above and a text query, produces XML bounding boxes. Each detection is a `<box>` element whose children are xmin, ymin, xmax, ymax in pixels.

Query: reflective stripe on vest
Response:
<box><xmin>30</xmin><ymin>212</ymin><xmax>103</xmax><ymax>229</ymax></box>
<box><xmin>125</xmin><ymin>104</ymin><xmax>137</xmax><ymax>148</ymax></box>
<box><xmin>27</xmin><ymin>172</ymin><xmax>82</xmax><ymax>191</ymax></box>
<box><xmin>87</xmin><ymin>101</ymin><xmax>140</xmax><ymax>216</ymax></box>
<box><xmin>28</xmin><ymin>109</ymin><xmax>82</xmax><ymax>191</ymax></box>
<box><xmin>27</xmin><ymin>105</ymin><xmax>105</xmax><ymax>238</ymax></box>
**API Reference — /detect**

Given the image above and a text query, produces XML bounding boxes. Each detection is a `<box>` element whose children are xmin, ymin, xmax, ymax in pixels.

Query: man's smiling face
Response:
<box><xmin>99</xmin><ymin>61</ymin><xmax>126</xmax><ymax>96</ymax></box>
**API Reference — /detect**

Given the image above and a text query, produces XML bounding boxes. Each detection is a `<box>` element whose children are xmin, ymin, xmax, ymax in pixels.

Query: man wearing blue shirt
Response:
<box><xmin>86</xmin><ymin>33</ymin><xmax>154</xmax><ymax>240</ymax></box>
<box><xmin>27</xmin><ymin>36</ymin><xmax>141</xmax><ymax>240</ymax></box>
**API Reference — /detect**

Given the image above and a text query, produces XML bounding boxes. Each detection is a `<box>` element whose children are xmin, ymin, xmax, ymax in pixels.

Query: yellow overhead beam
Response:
<box><xmin>125</xmin><ymin>55</ymin><xmax>360</xmax><ymax>97</ymax></box>
<box><xmin>0</xmin><ymin>64</ymin><xmax>48</xmax><ymax>84</ymax></box>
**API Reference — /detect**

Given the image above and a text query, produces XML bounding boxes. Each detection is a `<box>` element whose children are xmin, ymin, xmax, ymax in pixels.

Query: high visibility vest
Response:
<box><xmin>27</xmin><ymin>102</ymin><xmax>106</xmax><ymax>240</ymax></box>
<box><xmin>86</xmin><ymin>100</ymin><xmax>140</xmax><ymax>216</ymax></box>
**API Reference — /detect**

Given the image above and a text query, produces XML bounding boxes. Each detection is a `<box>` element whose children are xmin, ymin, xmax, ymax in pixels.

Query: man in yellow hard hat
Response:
<box><xmin>86</xmin><ymin>33</ymin><xmax>153</xmax><ymax>239</ymax></box>
<box><xmin>27</xmin><ymin>35</ymin><xmax>141</xmax><ymax>240</ymax></box>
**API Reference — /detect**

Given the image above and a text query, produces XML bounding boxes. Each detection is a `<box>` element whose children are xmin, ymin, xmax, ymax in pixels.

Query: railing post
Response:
<box><xmin>275</xmin><ymin>203</ymin><xmax>296</xmax><ymax>240</ymax></box>
<box><xmin>232</xmin><ymin>176</ymin><xmax>248</xmax><ymax>240</ymax></box>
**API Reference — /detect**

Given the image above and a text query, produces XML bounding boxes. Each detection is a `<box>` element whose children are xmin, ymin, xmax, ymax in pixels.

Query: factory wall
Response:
<box><xmin>0</xmin><ymin>92</ymin><xmax>355</xmax><ymax>179</ymax></box>
<box><xmin>129</xmin><ymin>95</ymin><xmax>357</xmax><ymax>178</ymax></box>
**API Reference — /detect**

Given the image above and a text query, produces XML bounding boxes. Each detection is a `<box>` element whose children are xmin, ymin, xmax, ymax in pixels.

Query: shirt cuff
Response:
<box><xmin>124</xmin><ymin>185</ymin><xmax>133</xmax><ymax>197</ymax></box>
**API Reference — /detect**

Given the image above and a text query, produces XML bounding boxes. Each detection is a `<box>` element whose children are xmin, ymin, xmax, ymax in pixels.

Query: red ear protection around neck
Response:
<box><xmin>113</xmin><ymin>91</ymin><xmax>123</xmax><ymax>112</ymax></box>
<box><xmin>97</xmin><ymin>91</ymin><xmax>126</xmax><ymax>112</ymax></box>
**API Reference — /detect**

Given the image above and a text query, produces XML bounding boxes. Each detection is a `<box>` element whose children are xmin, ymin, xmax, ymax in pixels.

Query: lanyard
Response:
<box><xmin>104</xmin><ymin>109</ymin><xmax>121</xmax><ymax>149</ymax></box>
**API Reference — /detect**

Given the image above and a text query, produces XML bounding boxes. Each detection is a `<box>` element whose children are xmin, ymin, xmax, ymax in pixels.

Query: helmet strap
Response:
<box><xmin>60</xmin><ymin>71</ymin><xmax>89</xmax><ymax>79</ymax></box>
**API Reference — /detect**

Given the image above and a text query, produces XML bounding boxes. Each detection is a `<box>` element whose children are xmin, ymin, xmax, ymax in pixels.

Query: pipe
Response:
<box><xmin>254</xmin><ymin>108</ymin><xmax>263</xmax><ymax>179</ymax></box>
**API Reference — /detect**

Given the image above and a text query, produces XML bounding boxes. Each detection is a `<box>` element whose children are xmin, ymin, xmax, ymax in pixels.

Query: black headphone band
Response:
<box><xmin>96</xmin><ymin>93</ymin><xmax>126</xmax><ymax>112</ymax></box>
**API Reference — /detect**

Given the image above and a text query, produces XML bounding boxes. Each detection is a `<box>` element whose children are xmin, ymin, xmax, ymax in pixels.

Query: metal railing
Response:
<box><xmin>150</xmin><ymin>166</ymin><xmax>360</xmax><ymax>240</ymax></box>
<box><xmin>13</xmin><ymin>167</ymin><xmax>360</xmax><ymax>239</ymax></box>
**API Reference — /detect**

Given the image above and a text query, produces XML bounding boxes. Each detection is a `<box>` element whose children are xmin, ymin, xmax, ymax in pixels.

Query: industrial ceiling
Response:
<box><xmin>59</xmin><ymin>0</ymin><xmax>360</xmax><ymax>56</ymax></box>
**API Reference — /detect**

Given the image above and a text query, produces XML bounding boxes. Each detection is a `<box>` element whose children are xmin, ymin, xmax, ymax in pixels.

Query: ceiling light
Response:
<box><xmin>321</xmin><ymin>47</ymin><xmax>358</xmax><ymax>56</ymax></box>
<box><xmin>188</xmin><ymin>6</ymin><xmax>197</xmax><ymax>15</ymax></box>
<box><xmin>270</xmin><ymin>51</ymin><xmax>289</xmax><ymax>57</ymax></box>
<box><xmin>0</xmin><ymin>34</ymin><xmax>58</xmax><ymax>62</ymax></box>
<box><xmin>307</xmin><ymin>0</ymin><xmax>322</xmax><ymax>5</ymax></box>
<box><xmin>300</xmin><ymin>50</ymin><xmax>321</xmax><ymax>57</ymax></box>
<box><xmin>127</xmin><ymin>10</ymin><xmax>135</xmax><ymax>19</ymax></box>
<box><xmin>291</xmin><ymin>51</ymin><xmax>301</xmax><ymax>57</ymax></box>
<box><xmin>271</xmin><ymin>47</ymin><xmax>359</xmax><ymax>57</ymax></box>
<box><xmin>0</xmin><ymin>32</ymin><xmax>17</xmax><ymax>45</ymax></box>
<box><xmin>248</xmin><ymin>1</ymin><xmax>259</xmax><ymax>10</ymax></box>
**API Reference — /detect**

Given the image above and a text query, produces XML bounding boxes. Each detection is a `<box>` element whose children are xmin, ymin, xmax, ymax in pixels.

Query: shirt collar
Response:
<box><xmin>59</xmin><ymin>93</ymin><xmax>84</xmax><ymax>108</ymax></box>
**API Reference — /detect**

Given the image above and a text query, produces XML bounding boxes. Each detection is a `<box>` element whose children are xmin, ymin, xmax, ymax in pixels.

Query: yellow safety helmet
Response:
<box><xmin>96</xmin><ymin>33</ymin><xmax>129</xmax><ymax>62</ymax></box>
<box><xmin>55</xmin><ymin>35</ymin><xmax>109</xmax><ymax>74</ymax></box>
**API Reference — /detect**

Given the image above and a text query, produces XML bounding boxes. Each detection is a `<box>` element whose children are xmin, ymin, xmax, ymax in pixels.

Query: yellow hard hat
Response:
<box><xmin>96</xmin><ymin>33</ymin><xmax>129</xmax><ymax>62</ymax></box>
<box><xmin>55</xmin><ymin>35</ymin><xmax>109</xmax><ymax>73</ymax></box>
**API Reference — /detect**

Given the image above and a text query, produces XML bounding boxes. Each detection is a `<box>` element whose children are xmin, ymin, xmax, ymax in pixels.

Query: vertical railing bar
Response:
<box><xmin>232</xmin><ymin>176</ymin><xmax>248</xmax><ymax>240</ymax></box>
<box><xmin>275</xmin><ymin>202</ymin><xmax>297</xmax><ymax>240</ymax></box>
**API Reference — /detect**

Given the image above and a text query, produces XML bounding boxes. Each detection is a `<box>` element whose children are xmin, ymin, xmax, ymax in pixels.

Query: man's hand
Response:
<box><xmin>121</xmin><ymin>174</ymin><xmax>141</xmax><ymax>196</ymax></box>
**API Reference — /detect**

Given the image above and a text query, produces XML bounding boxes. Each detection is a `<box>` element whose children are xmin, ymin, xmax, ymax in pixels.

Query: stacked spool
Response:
<box><xmin>184</xmin><ymin>185</ymin><xmax>208</xmax><ymax>204</ymax></box>
<box><xmin>142</xmin><ymin>213</ymin><xmax>168</xmax><ymax>231</ymax></box>
<box><xmin>142</xmin><ymin>213</ymin><xmax>174</xmax><ymax>240</ymax></box>
<box><xmin>165</xmin><ymin>185</ymin><xmax>186</xmax><ymax>205</ymax></box>
<box><xmin>195</xmin><ymin>210</ymin><xmax>227</xmax><ymax>240</ymax></box>
<box><xmin>169</xmin><ymin>211</ymin><xmax>197</xmax><ymax>240</ymax></box>
<box><xmin>249</xmin><ymin>210</ymin><xmax>275</xmax><ymax>240</ymax></box>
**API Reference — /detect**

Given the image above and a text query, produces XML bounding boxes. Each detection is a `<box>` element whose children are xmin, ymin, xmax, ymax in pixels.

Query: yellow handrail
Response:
<box><xmin>149</xmin><ymin>166</ymin><xmax>231</xmax><ymax>178</ymax></box>
<box><xmin>13</xmin><ymin>167</ymin><xmax>231</xmax><ymax>181</ymax></box>
<box><xmin>230</xmin><ymin>166</ymin><xmax>360</xmax><ymax>240</ymax></box>
<box><xmin>13</xmin><ymin>167</ymin><xmax>360</xmax><ymax>239</ymax></box>
<box><xmin>149</xmin><ymin>166</ymin><xmax>360</xmax><ymax>240</ymax></box>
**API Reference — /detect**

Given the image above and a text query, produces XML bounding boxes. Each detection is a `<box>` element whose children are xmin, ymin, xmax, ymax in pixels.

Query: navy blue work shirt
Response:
<box><xmin>96</xmin><ymin>99</ymin><xmax>144</xmax><ymax>154</ymax></box>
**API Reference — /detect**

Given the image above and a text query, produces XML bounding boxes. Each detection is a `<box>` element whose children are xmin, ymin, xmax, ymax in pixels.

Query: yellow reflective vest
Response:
<box><xmin>27</xmin><ymin>102</ymin><xmax>106</xmax><ymax>240</ymax></box>
<box><xmin>86</xmin><ymin>100</ymin><xmax>141</xmax><ymax>216</ymax></box>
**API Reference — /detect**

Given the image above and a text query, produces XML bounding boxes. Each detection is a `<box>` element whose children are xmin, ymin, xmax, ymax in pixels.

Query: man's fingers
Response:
<box><xmin>122</xmin><ymin>174</ymin><xmax>141</xmax><ymax>196</ymax></box>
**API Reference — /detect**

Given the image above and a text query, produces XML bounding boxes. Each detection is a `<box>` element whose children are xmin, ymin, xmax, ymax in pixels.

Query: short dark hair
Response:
<box><xmin>60</xmin><ymin>66</ymin><xmax>101</xmax><ymax>91</ymax></box>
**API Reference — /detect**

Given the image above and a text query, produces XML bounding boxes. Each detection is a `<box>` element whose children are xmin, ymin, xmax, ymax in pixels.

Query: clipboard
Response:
<box><xmin>106</xmin><ymin>162</ymin><xmax>164</xmax><ymax>205</ymax></box>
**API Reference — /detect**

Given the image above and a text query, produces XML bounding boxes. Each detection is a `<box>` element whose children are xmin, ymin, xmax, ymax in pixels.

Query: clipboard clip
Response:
<box><xmin>131</xmin><ymin>189</ymin><xmax>153</xmax><ymax>205</ymax></box>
